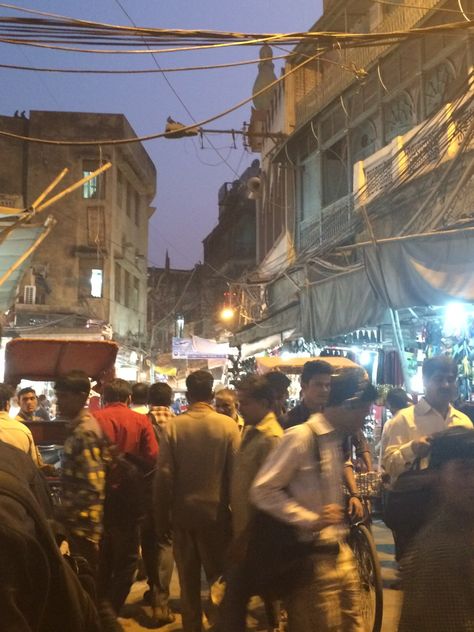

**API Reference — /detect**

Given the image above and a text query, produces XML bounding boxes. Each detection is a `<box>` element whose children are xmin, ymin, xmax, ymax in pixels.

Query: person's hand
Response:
<box><xmin>412</xmin><ymin>436</ymin><xmax>431</xmax><ymax>458</ymax></box>
<box><xmin>348</xmin><ymin>496</ymin><xmax>364</xmax><ymax>519</ymax></box>
<box><xmin>313</xmin><ymin>504</ymin><xmax>344</xmax><ymax>531</ymax></box>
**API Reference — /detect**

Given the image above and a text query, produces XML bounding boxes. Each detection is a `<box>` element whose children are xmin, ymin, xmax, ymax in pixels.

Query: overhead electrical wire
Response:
<box><xmin>112</xmin><ymin>0</ymin><xmax>242</xmax><ymax>183</ymax></box>
<box><xmin>0</xmin><ymin>53</ymin><xmax>292</xmax><ymax>74</ymax></box>
<box><xmin>0</xmin><ymin>47</ymin><xmax>326</xmax><ymax>146</ymax></box>
<box><xmin>0</xmin><ymin>8</ymin><xmax>470</xmax><ymax>54</ymax></box>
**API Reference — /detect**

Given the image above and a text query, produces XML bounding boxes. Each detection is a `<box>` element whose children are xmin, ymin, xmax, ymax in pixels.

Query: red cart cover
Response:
<box><xmin>4</xmin><ymin>338</ymin><xmax>118</xmax><ymax>386</ymax></box>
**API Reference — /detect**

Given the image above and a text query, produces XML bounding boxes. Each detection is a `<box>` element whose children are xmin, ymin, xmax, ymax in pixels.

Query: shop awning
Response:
<box><xmin>302</xmin><ymin>226</ymin><xmax>474</xmax><ymax>340</ymax></box>
<box><xmin>232</xmin><ymin>302</ymin><xmax>300</xmax><ymax>347</ymax></box>
<box><xmin>363</xmin><ymin>226</ymin><xmax>474</xmax><ymax>308</ymax></box>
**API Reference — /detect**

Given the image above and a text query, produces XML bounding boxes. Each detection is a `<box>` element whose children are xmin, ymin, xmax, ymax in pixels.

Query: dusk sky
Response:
<box><xmin>0</xmin><ymin>1</ymin><xmax>323</xmax><ymax>269</ymax></box>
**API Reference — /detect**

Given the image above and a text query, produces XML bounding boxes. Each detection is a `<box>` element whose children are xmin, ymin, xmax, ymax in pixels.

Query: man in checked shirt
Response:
<box><xmin>54</xmin><ymin>370</ymin><xmax>106</xmax><ymax>572</ymax></box>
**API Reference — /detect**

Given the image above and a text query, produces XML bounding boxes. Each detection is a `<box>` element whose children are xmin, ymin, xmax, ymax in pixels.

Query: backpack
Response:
<box><xmin>0</xmin><ymin>470</ymin><xmax>101</xmax><ymax>632</ymax></box>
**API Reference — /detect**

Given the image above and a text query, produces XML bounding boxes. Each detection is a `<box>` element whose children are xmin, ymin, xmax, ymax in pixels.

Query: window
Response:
<box><xmin>133</xmin><ymin>276</ymin><xmax>139</xmax><ymax>310</ymax></box>
<box><xmin>90</xmin><ymin>269</ymin><xmax>103</xmax><ymax>298</ymax></box>
<box><xmin>117</xmin><ymin>170</ymin><xmax>124</xmax><ymax>208</ymax></box>
<box><xmin>114</xmin><ymin>262</ymin><xmax>122</xmax><ymax>303</ymax></box>
<box><xmin>124</xmin><ymin>270</ymin><xmax>131</xmax><ymax>307</ymax></box>
<box><xmin>82</xmin><ymin>160</ymin><xmax>106</xmax><ymax>199</ymax></box>
<box><xmin>78</xmin><ymin>259</ymin><xmax>103</xmax><ymax>298</ymax></box>
<box><xmin>134</xmin><ymin>191</ymin><xmax>140</xmax><ymax>226</ymax></box>
<box><xmin>126</xmin><ymin>183</ymin><xmax>134</xmax><ymax>218</ymax></box>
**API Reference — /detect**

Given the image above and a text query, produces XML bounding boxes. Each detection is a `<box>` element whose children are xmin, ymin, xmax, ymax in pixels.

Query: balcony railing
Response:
<box><xmin>295</xmin><ymin>0</ymin><xmax>441</xmax><ymax>125</ymax></box>
<box><xmin>299</xmin><ymin>193</ymin><xmax>355</xmax><ymax>252</ymax></box>
<box><xmin>354</xmin><ymin>94</ymin><xmax>474</xmax><ymax>203</ymax></box>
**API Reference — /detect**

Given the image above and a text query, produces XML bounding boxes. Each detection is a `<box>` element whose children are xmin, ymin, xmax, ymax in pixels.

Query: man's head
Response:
<box><xmin>102</xmin><ymin>379</ymin><xmax>132</xmax><ymax>406</ymax></box>
<box><xmin>325</xmin><ymin>367</ymin><xmax>377</xmax><ymax>434</ymax></box>
<box><xmin>300</xmin><ymin>360</ymin><xmax>332</xmax><ymax>412</ymax></box>
<box><xmin>186</xmin><ymin>370</ymin><xmax>214</xmax><ymax>404</ymax></box>
<box><xmin>237</xmin><ymin>375</ymin><xmax>274</xmax><ymax>426</ymax></box>
<box><xmin>54</xmin><ymin>370</ymin><xmax>91</xmax><ymax>419</ymax></box>
<box><xmin>386</xmin><ymin>388</ymin><xmax>412</xmax><ymax>416</ymax></box>
<box><xmin>17</xmin><ymin>386</ymin><xmax>39</xmax><ymax>415</ymax></box>
<box><xmin>0</xmin><ymin>383</ymin><xmax>14</xmax><ymax>412</ymax></box>
<box><xmin>422</xmin><ymin>356</ymin><xmax>457</xmax><ymax>411</ymax></box>
<box><xmin>149</xmin><ymin>382</ymin><xmax>173</xmax><ymax>408</ymax></box>
<box><xmin>214</xmin><ymin>388</ymin><xmax>238</xmax><ymax>420</ymax></box>
<box><xmin>265</xmin><ymin>371</ymin><xmax>291</xmax><ymax>411</ymax></box>
<box><xmin>131</xmin><ymin>382</ymin><xmax>149</xmax><ymax>406</ymax></box>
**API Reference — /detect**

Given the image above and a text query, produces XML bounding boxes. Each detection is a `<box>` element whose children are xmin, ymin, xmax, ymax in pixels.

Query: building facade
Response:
<box><xmin>0</xmin><ymin>111</ymin><xmax>156</xmax><ymax>367</ymax></box>
<box><xmin>233</xmin><ymin>0</ymin><xmax>474</xmax><ymax>355</ymax></box>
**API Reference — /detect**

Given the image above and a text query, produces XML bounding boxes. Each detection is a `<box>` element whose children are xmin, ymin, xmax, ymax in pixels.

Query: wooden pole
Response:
<box><xmin>36</xmin><ymin>162</ymin><xmax>112</xmax><ymax>213</ymax></box>
<box><xmin>0</xmin><ymin>217</ymin><xmax>57</xmax><ymax>288</ymax></box>
<box><xmin>31</xmin><ymin>168</ymin><xmax>69</xmax><ymax>210</ymax></box>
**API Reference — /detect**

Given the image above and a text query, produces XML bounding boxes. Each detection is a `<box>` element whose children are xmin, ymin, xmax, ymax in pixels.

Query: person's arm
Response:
<box><xmin>353</xmin><ymin>432</ymin><xmax>373</xmax><ymax>471</ymax></box>
<box><xmin>343</xmin><ymin>464</ymin><xmax>364</xmax><ymax>519</ymax></box>
<box><xmin>382</xmin><ymin>411</ymin><xmax>429</xmax><ymax>480</ymax></box>
<box><xmin>250</xmin><ymin>429</ymin><xmax>322</xmax><ymax>530</ymax></box>
<box><xmin>139</xmin><ymin>415</ymin><xmax>159</xmax><ymax>469</ymax></box>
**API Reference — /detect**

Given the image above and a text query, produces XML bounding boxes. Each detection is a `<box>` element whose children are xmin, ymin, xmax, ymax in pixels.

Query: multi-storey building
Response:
<box><xmin>148</xmin><ymin>160</ymin><xmax>258</xmax><ymax>363</ymax></box>
<box><xmin>234</xmin><ymin>0</ymin><xmax>474</xmax><ymax>358</ymax></box>
<box><xmin>0</xmin><ymin>111</ymin><xmax>156</xmax><ymax>373</ymax></box>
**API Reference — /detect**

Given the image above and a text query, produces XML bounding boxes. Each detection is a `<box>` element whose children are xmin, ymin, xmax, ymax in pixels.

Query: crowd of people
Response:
<box><xmin>0</xmin><ymin>354</ymin><xmax>473</xmax><ymax>632</ymax></box>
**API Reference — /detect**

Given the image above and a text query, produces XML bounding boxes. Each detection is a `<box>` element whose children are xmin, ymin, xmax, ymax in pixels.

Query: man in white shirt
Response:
<box><xmin>251</xmin><ymin>368</ymin><xmax>377</xmax><ymax>632</ymax></box>
<box><xmin>0</xmin><ymin>383</ymin><xmax>41</xmax><ymax>465</ymax></box>
<box><xmin>382</xmin><ymin>356</ymin><xmax>472</xmax><ymax>482</ymax></box>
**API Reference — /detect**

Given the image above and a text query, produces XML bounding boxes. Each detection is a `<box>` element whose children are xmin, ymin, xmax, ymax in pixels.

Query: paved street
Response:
<box><xmin>119</xmin><ymin>518</ymin><xmax>402</xmax><ymax>631</ymax></box>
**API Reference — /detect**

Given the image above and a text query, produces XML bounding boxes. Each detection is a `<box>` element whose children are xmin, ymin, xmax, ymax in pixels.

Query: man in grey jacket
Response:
<box><xmin>154</xmin><ymin>370</ymin><xmax>240</xmax><ymax>632</ymax></box>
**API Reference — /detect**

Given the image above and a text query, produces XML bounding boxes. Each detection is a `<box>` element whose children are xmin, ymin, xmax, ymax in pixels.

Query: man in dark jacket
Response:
<box><xmin>155</xmin><ymin>370</ymin><xmax>240</xmax><ymax>632</ymax></box>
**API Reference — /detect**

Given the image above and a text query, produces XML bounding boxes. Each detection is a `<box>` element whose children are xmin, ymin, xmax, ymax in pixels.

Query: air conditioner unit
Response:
<box><xmin>23</xmin><ymin>285</ymin><xmax>36</xmax><ymax>305</ymax></box>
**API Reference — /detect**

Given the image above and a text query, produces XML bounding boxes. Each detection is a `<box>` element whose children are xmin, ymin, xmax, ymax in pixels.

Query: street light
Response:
<box><xmin>220</xmin><ymin>306</ymin><xmax>235</xmax><ymax>322</ymax></box>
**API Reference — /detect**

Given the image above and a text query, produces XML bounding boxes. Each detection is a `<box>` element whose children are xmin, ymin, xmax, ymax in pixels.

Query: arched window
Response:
<box><xmin>424</xmin><ymin>61</ymin><xmax>456</xmax><ymax>117</ymax></box>
<box><xmin>383</xmin><ymin>92</ymin><xmax>415</xmax><ymax>143</ymax></box>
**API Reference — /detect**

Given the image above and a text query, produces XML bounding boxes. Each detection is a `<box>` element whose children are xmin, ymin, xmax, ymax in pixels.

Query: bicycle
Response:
<box><xmin>347</xmin><ymin>472</ymin><xmax>383</xmax><ymax>632</ymax></box>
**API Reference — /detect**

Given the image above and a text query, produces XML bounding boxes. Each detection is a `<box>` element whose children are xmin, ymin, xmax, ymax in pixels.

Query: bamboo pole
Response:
<box><xmin>31</xmin><ymin>168</ymin><xmax>69</xmax><ymax>210</ymax></box>
<box><xmin>0</xmin><ymin>217</ymin><xmax>57</xmax><ymax>288</ymax></box>
<box><xmin>36</xmin><ymin>162</ymin><xmax>111</xmax><ymax>213</ymax></box>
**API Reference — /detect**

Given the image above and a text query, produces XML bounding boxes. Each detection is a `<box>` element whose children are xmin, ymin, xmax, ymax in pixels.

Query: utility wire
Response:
<box><xmin>0</xmin><ymin>48</ymin><xmax>326</xmax><ymax>146</ymax></box>
<box><xmin>0</xmin><ymin>53</ymin><xmax>292</xmax><ymax>74</ymax></box>
<box><xmin>112</xmin><ymin>0</ymin><xmax>242</xmax><ymax>185</ymax></box>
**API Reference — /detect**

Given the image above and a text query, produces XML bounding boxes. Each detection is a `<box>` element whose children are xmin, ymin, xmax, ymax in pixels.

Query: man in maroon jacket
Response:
<box><xmin>94</xmin><ymin>379</ymin><xmax>158</xmax><ymax>616</ymax></box>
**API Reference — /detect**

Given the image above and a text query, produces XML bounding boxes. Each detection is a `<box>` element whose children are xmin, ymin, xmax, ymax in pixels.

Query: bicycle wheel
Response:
<box><xmin>348</xmin><ymin>524</ymin><xmax>383</xmax><ymax>632</ymax></box>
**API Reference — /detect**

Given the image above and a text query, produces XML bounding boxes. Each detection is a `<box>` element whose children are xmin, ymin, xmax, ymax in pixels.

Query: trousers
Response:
<box><xmin>286</xmin><ymin>544</ymin><xmax>364</xmax><ymax>632</ymax></box>
<box><xmin>98</xmin><ymin>524</ymin><xmax>140</xmax><ymax>614</ymax></box>
<box><xmin>140</xmin><ymin>510</ymin><xmax>174</xmax><ymax>609</ymax></box>
<box><xmin>173</xmin><ymin>522</ymin><xmax>231</xmax><ymax>632</ymax></box>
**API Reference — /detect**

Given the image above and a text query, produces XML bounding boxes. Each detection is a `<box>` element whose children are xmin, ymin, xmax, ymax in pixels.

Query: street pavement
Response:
<box><xmin>119</xmin><ymin>519</ymin><xmax>402</xmax><ymax>631</ymax></box>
